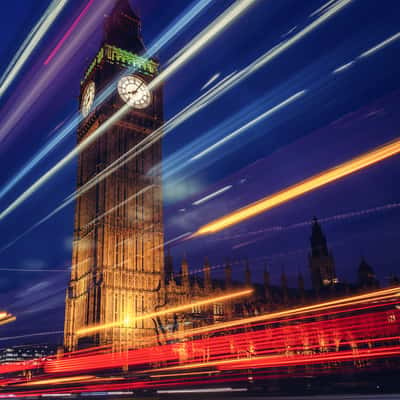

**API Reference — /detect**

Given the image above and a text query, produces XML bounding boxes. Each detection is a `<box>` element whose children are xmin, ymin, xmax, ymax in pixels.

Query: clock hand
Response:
<box><xmin>127</xmin><ymin>81</ymin><xmax>144</xmax><ymax>96</ymax></box>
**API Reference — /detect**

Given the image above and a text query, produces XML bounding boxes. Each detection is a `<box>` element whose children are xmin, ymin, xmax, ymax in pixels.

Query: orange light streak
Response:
<box><xmin>77</xmin><ymin>288</ymin><xmax>253</xmax><ymax>336</ymax></box>
<box><xmin>0</xmin><ymin>312</ymin><xmax>16</xmax><ymax>327</ymax></box>
<box><xmin>195</xmin><ymin>138</ymin><xmax>400</xmax><ymax>235</ymax></box>
<box><xmin>150</xmin><ymin>370</ymin><xmax>219</xmax><ymax>378</ymax></box>
<box><xmin>19</xmin><ymin>375</ymin><xmax>95</xmax><ymax>386</ymax></box>
<box><xmin>145</xmin><ymin>338</ymin><xmax>400</xmax><ymax>374</ymax></box>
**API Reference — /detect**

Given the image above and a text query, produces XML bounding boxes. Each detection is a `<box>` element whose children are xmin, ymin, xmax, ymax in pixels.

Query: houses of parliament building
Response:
<box><xmin>63</xmin><ymin>0</ymin><xmax>381</xmax><ymax>352</ymax></box>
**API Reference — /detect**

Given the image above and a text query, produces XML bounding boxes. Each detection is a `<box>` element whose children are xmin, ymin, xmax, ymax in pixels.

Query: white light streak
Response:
<box><xmin>201</xmin><ymin>73</ymin><xmax>221</xmax><ymax>90</ymax></box>
<box><xmin>309</xmin><ymin>0</ymin><xmax>337</xmax><ymax>18</ymax></box>
<box><xmin>191</xmin><ymin>90</ymin><xmax>306</xmax><ymax>161</ymax></box>
<box><xmin>281</xmin><ymin>25</ymin><xmax>297</xmax><ymax>38</ymax></box>
<box><xmin>0</xmin><ymin>0</ymin><xmax>68</xmax><ymax>98</ymax></box>
<box><xmin>149</xmin><ymin>0</ymin><xmax>258</xmax><ymax>90</ymax></box>
<box><xmin>193</xmin><ymin>185</ymin><xmax>233</xmax><ymax>205</ymax></box>
<box><xmin>0</xmin><ymin>0</ymin><xmax>257</xmax><ymax>222</ymax></box>
<box><xmin>333</xmin><ymin>60</ymin><xmax>354</xmax><ymax>74</ymax></box>
<box><xmin>252</xmin><ymin>0</ymin><xmax>353</xmax><ymax>73</ymax></box>
<box><xmin>358</xmin><ymin>32</ymin><xmax>400</xmax><ymax>58</ymax></box>
<box><xmin>157</xmin><ymin>388</ymin><xmax>248</xmax><ymax>394</ymax></box>
<box><xmin>86</xmin><ymin>185</ymin><xmax>154</xmax><ymax>227</ymax></box>
<box><xmin>0</xmin><ymin>331</ymin><xmax>63</xmax><ymax>342</ymax></box>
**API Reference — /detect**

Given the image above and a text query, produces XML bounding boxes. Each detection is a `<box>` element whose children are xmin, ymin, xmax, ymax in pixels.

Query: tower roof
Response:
<box><xmin>310</xmin><ymin>216</ymin><xmax>329</xmax><ymax>257</ymax></box>
<box><xmin>358</xmin><ymin>257</ymin><xmax>374</xmax><ymax>274</ymax></box>
<box><xmin>104</xmin><ymin>0</ymin><xmax>145</xmax><ymax>54</ymax></box>
<box><xmin>114</xmin><ymin>0</ymin><xmax>139</xmax><ymax>20</ymax></box>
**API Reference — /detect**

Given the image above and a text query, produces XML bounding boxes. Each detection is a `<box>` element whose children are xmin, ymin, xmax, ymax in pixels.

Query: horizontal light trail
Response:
<box><xmin>20</xmin><ymin>376</ymin><xmax>95</xmax><ymax>387</ymax></box>
<box><xmin>102</xmin><ymin>299</ymin><xmax>400</xmax><ymax>347</ymax></box>
<box><xmin>147</xmin><ymin>344</ymin><xmax>400</xmax><ymax>374</ymax></box>
<box><xmin>0</xmin><ymin>0</ymin><xmax>212</xmax><ymax>201</ymax></box>
<box><xmin>161</xmin><ymin>286</ymin><xmax>400</xmax><ymax>340</ymax></box>
<box><xmin>359</xmin><ymin>31</ymin><xmax>400</xmax><ymax>58</ymax></box>
<box><xmin>76</xmin><ymin>288</ymin><xmax>253</xmax><ymax>336</ymax></box>
<box><xmin>44</xmin><ymin>0</ymin><xmax>94</xmax><ymax>65</ymax></box>
<box><xmin>190</xmin><ymin>90</ymin><xmax>306</xmax><ymax>161</ymax></box>
<box><xmin>157</xmin><ymin>388</ymin><xmax>248</xmax><ymax>394</ymax></box>
<box><xmin>0</xmin><ymin>330</ymin><xmax>63</xmax><ymax>342</ymax></box>
<box><xmin>9</xmin><ymin>289</ymin><xmax>396</xmax><ymax>381</ymax></box>
<box><xmin>0</xmin><ymin>0</ymin><xmax>68</xmax><ymax>98</ymax></box>
<box><xmin>0</xmin><ymin>0</ymin><xmax>256</xmax><ymax>223</ymax></box>
<box><xmin>54</xmin><ymin>311</ymin><xmax>396</xmax><ymax>374</ymax></box>
<box><xmin>150</xmin><ymin>370</ymin><xmax>219</xmax><ymax>378</ymax></box>
<box><xmin>194</xmin><ymin>137</ymin><xmax>400</xmax><ymax>235</ymax></box>
<box><xmin>193</xmin><ymin>185</ymin><xmax>233</xmax><ymax>206</ymax></box>
<box><xmin>0</xmin><ymin>268</ymin><xmax>69</xmax><ymax>272</ymax></box>
<box><xmin>333</xmin><ymin>60</ymin><xmax>354</xmax><ymax>73</ymax></box>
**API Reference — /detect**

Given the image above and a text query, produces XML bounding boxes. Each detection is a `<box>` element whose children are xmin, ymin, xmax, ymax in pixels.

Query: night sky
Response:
<box><xmin>0</xmin><ymin>0</ymin><xmax>399</xmax><ymax>346</ymax></box>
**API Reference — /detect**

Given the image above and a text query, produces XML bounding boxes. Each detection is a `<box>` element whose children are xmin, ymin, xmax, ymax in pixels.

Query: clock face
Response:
<box><xmin>118</xmin><ymin>75</ymin><xmax>151</xmax><ymax>109</ymax></box>
<box><xmin>81</xmin><ymin>81</ymin><xmax>95</xmax><ymax>117</ymax></box>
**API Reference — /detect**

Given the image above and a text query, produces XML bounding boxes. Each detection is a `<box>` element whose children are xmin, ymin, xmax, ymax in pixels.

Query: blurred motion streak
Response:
<box><xmin>0</xmin><ymin>0</ymin><xmax>68</xmax><ymax>98</ymax></box>
<box><xmin>0</xmin><ymin>286</ymin><xmax>398</xmax><ymax>395</ymax></box>
<box><xmin>44</xmin><ymin>0</ymin><xmax>95</xmax><ymax>65</ymax></box>
<box><xmin>76</xmin><ymin>289</ymin><xmax>253</xmax><ymax>336</ymax></box>
<box><xmin>19</xmin><ymin>376</ymin><xmax>95</xmax><ymax>387</ymax></box>
<box><xmin>193</xmin><ymin>185</ymin><xmax>233</xmax><ymax>205</ymax></box>
<box><xmin>359</xmin><ymin>31</ymin><xmax>400</xmax><ymax>58</ymax></box>
<box><xmin>194</xmin><ymin>137</ymin><xmax>400</xmax><ymax>235</ymax></box>
<box><xmin>190</xmin><ymin>90</ymin><xmax>306</xmax><ymax>161</ymax></box>
<box><xmin>0</xmin><ymin>312</ymin><xmax>16</xmax><ymax>327</ymax></box>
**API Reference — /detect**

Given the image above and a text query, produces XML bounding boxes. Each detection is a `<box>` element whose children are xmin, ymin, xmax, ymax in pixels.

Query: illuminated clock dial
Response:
<box><xmin>81</xmin><ymin>81</ymin><xmax>95</xmax><ymax>117</ymax></box>
<box><xmin>118</xmin><ymin>75</ymin><xmax>151</xmax><ymax>109</ymax></box>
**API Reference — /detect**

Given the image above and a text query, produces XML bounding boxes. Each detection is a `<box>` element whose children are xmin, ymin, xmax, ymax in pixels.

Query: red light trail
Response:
<box><xmin>0</xmin><ymin>287</ymin><xmax>399</xmax><ymax>396</ymax></box>
<box><xmin>44</xmin><ymin>0</ymin><xmax>95</xmax><ymax>65</ymax></box>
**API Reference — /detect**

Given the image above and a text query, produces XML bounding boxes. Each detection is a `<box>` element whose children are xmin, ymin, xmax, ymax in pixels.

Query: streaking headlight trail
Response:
<box><xmin>0</xmin><ymin>0</ymin><xmax>68</xmax><ymax>98</ymax></box>
<box><xmin>76</xmin><ymin>289</ymin><xmax>253</xmax><ymax>336</ymax></box>
<box><xmin>194</xmin><ymin>137</ymin><xmax>400</xmax><ymax>235</ymax></box>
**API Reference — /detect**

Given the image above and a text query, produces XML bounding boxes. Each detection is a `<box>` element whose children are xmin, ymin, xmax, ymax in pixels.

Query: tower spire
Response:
<box><xmin>105</xmin><ymin>0</ymin><xmax>145</xmax><ymax>54</ymax></box>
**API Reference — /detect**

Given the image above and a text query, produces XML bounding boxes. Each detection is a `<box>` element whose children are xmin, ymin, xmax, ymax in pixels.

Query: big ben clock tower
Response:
<box><xmin>64</xmin><ymin>0</ymin><xmax>164</xmax><ymax>351</ymax></box>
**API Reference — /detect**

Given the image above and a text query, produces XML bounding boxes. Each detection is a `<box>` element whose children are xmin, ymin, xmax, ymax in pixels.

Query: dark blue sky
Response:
<box><xmin>0</xmin><ymin>0</ymin><xmax>399</xmax><ymax>345</ymax></box>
